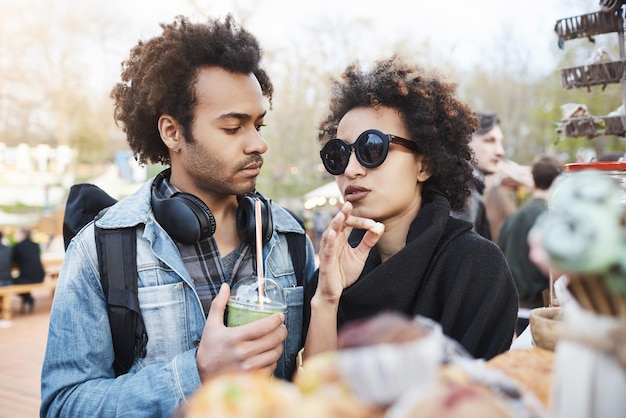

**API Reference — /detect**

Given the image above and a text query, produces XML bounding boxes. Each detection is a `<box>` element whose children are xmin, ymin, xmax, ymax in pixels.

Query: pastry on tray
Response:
<box><xmin>179</xmin><ymin>313</ymin><xmax>550</xmax><ymax>417</ymax></box>
<box><xmin>177</xmin><ymin>370</ymin><xmax>383</xmax><ymax>418</ymax></box>
<box><xmin>297</xmin><ymin>313</ymin><xmax>549</xmax><ymax>417</ymax></box>
<box><xmin>485</xmin><ymin>347</ymin><xmax>555</xmax><ymax>410</ymax></box>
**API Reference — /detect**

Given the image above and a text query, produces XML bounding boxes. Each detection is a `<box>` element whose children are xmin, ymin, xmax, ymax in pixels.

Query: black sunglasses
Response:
<box><xmin>320</xmin><ymin>129</ymin><xmax>417</xmax><ymax>175</ymax></box>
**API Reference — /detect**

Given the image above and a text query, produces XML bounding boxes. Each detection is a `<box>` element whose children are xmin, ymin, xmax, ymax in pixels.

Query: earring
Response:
<box><xmin>173</xmin><ymin>146</ymin><xmax>180</xmax><ymax>153</ymax></box>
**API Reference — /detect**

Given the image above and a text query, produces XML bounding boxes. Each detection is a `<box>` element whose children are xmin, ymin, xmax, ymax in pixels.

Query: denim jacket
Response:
<box><xmin>40</xmin><ymin>178</ymin><xmax>316</xmax><ymax>418</ymax></box>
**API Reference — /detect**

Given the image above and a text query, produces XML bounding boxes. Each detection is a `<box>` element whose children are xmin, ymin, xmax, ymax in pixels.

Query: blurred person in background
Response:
<box><xmin>312</xmin><ymin>209</ymin><xmax>331</xmax><ymax>253</ymax></box>
<box><xmin>498</xmin><ymin>154</ymin><xmax>562</xmax><ymax>335</ymax></box>
<box><xmin>11</xmin><ymin>228</ymin><xmax>46</xmax><ymax>312</ymax></box>
<box><xmin>483</xmin><ymin>174</ymin><xmax>517</xmax><ymax>243</ymax></box>
<box><xmin>0</xmin><ymin>230</ymin><xmax>12</xmax><ymax>287</ymax></box>
<box><xmin>483</xmin><ymin>159</ymin><xmax>534</xmax><ymax>243</ymax></box>
<box><xmin>452</xmin><ymin>112</ymin><xmax>505</xmax><ymax>240</ymax></box>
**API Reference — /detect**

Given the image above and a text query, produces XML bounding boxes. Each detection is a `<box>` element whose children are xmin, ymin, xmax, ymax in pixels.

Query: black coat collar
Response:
<box><xmin>339</xmin><ymin>189</ymin><xmax>470</xmax><ymax>325</ymax></box>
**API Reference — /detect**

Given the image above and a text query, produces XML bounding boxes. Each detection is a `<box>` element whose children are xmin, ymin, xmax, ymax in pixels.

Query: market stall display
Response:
<box><xmin>531</xmin><ymin>168</ymin><xmax>626</xmax><ymax>418</ymax></box>
<box><xmin>554</xmin><ymin>1</ymin><xmax>626</xmax><ymax>139</ymax></box>
<box><xmin>544</xmin><ymin>3</ymin><xmax>626</xmax><ymax>413</ymax></box>
<box><xmin>177</xmin><ymin>313</ymin><xmax>550</xmax><ymax>418</ymax></box>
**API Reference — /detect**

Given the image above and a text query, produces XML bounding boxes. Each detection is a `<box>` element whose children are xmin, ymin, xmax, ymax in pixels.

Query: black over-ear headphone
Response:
<box><xmin>236</xmin><ymin>192</ymin><xmax>274</xmax><ymax>244</ymax></box>
<box><xmin>150</xmin><ymin>169</ymin><xmax>273</xmax><ymax>246</ymax></box>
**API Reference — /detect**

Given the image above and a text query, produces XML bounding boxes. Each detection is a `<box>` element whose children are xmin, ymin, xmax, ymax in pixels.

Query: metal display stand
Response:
<box><xmin>555</xmin><ymin>2</ymin><xmax>626</xmax><ymax>138</ymax></box>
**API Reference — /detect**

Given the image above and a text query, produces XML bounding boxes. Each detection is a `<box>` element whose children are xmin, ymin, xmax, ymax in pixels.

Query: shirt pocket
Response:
<box><xmin>136</xmin><ymin>282</ymin><xmax>190</xmax><ymax>366</ymax></box>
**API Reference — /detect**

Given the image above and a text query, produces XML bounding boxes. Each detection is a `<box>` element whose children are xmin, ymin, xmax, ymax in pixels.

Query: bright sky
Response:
<box><xmin>101</xmin><ymin>0</ymin><xmax>595</xmax><ymax>81</ymax></box>
<box><xmin>3</xmin><ymin>0</ymin><xmax>602</xmax><ymax>100</ymax></box>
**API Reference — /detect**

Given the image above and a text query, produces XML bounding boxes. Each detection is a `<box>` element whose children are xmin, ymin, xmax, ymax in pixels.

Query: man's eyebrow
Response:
<box><xmin>218</xmin><ymin>110</ymin><xmax>267</xmax><ymax>121</ymax></box>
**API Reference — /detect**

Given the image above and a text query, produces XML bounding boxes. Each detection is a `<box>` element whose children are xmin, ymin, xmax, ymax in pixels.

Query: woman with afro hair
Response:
<box><xmin>304</xmin><ymin>55</ymin><xmax>518</xmax><ymax>361</ymax></box>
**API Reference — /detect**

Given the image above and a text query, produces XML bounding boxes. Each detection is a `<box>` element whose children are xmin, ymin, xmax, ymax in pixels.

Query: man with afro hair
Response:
<box><xmin>41</xmin><ymin>15</ymin><xmax>316</xmax><ymax>417</ymax></box>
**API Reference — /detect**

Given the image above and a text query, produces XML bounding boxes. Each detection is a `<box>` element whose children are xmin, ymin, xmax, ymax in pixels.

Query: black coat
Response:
<box><xmin>0</xmin><ymin>243</ymin><xmax>12</xmax><ymax>282</ymax></box>
<box><xmin>305</xmin><ymin>189</ymin><xmax>518</xmax><ymax>360</ymax></box>
<box><xmin>13</xmin><ymin>238</ymin><xmax>45</xmax><ymax>284</ymax></box>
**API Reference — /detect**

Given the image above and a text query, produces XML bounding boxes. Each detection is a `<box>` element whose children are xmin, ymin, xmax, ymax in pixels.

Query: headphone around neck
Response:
<box><xmin>150</xmin><ymin>169</ymin><xmax>273</xmax><ymax>246</ymax></box>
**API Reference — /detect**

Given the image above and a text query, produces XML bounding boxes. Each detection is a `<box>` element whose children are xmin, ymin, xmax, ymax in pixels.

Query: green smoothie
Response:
<box><xmin>226</xmin><ymin>300</ymin><xmax>284</xmax><ymax>327</ymax></box>
<box><xmin>226</xmin><ymin>276</ymin><xmax>286</xmax><ymax>327</ymax></box>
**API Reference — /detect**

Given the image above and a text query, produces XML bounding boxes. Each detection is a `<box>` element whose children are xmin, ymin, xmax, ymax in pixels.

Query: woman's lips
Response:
<box><xmin>344</xmin><ymin>185</ymin><xmax>370</xmax><ymax>203</ymax></box>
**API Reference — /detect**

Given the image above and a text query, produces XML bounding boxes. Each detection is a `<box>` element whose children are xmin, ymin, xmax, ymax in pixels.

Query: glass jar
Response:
<box><xmin>561</xmin><ymin>161</ymin><xmax>626</xmax><ymax>205</ymax></box>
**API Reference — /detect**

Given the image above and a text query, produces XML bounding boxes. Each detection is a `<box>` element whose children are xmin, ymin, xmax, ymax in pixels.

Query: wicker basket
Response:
<box><xmin>558</xmin><ymin>115</ymin><xmax>626</xmax><ymax>138</ymax></box>
<box><xmin>600</xmin><ymin>0</ymin><xmax>625</xmax><ymax>12</ymax></box>
<box><xmin>603</xmin><ymin>115</ymin><xmax>626</xmax><ymax>136</ymax></box>
<box><xmin>554</xmin><ymin>10</ymin><xmax>624</xmax><ymax>42</ymax></box>
<box><xmin>560</xmin><ymin>60</ymin><xmax>626</xmax><ymax>90</ymax></box>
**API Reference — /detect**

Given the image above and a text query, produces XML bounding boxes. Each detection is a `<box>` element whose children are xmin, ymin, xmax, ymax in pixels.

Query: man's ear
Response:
<box><xmin>158</xmin><ymin>115</ymin><xmax>183</xmax><ymax>152</ymax></box>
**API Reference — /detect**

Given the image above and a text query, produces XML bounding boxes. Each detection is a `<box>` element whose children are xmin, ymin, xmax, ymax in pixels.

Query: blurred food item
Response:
<box><xmin>532</xmin><ymin>167</ymin><xmax>626</xmax><ymax>417</ymax></box>
<box><xmin>543</xmin><ymin>170</ymin><xmax>623</xmax><ymax>275</ymax></box>
<box><xmin>334</xmin><ymin>314</ymin><xmax>452</xmax><ymax>406</ymax></box>
<box><xmin>293</xmin><ymin>342</ymin><xmax>399</xmax><ymax>418</ymax></box>
<box><xmin>177</xmin><ymin>372</ymin><xmax>300</xmax><ymax>418</ymax></box>
<box><xmin>486</xmin><ymin>347</ymin><xmax>555</xmax><ymax>409</ymax></box>
<box><xmin>302</xmin><ymin>313</ymin><xmax>546</xmax><ymax>416</ymax></box>
<box><xmin>197</xmin><ymin>312</ymin><xmax>545</xmax><ymax>418</ymax></box>
<box><xmin>387</xmin><ymin>382</ymin><xmax>512</xmax><ymax>418</ymax></box>
<box><xmin>529</xmin><ymin>307</ymin><xmax>564</xmax><ymax>351</ymax></box>
<box><xmin>303</xmin><ymin>383</ymin><xmax>385</xmax><ymax>418</ymax></box>
<box><xmin>298</xmin><ymin>314</ymin><xmax>452</xmax><ymax>408</ymax></box>
<box><xmin>538</xmin><ymin>170</ymin><xmax>626</xmax><ymax>317</ymax></box>
<box><xmin>337</xmin><ymin>311</ymin><xmax>429</xmax><ymax>348</ymax></box>
<box><xmin>179</xmin><ymin>370</ymin><xmax>382</xmax><ymax>418</ymax></box>
<box><xmin>293</xmin><ymin>350</ymin><xmax>345</xmax><ymax>395</ymax></box>
<box><xmin>437</xmin><ymin>363</ymin><xmax>472</xmax><ymax>385</ymax></box>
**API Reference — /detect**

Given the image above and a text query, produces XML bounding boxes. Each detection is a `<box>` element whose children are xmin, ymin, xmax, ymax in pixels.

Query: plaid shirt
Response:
<box><xmin>158</xmin><ymin>178</ymin><xmax>254</xmax><ymax>315</ymax></box>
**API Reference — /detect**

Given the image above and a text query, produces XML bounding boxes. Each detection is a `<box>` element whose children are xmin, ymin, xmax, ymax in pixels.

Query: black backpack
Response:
<box><xmin>63</xmin><ymin>183</ymin><xmax>307</xmax><ymax>377</ymax></box>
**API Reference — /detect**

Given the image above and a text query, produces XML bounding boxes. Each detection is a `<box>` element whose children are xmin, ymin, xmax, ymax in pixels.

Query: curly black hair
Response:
<box><xmin>317</xmin><ymin>55</ymin><xmax>478</xmax><ymax>212</ymax></box>
<box><xmin>111</xmin><ymin>15</ymin><xmax>273</xmax><ymax>166</ymax></box>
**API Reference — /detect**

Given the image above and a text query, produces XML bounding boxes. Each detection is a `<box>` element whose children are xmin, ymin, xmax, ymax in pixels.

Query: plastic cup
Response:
<box><xmin>226</xmin><ymin>276</ymin><xmax>286</xmax><ymax>327</ymax></box>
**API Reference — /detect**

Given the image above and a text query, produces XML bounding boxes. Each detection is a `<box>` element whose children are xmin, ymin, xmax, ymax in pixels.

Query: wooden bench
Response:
<box><xmin>0</xmin><ymin>278</ymin><xmax>58</xmax><ymax>320</ymax></box>
<box><xmin>42</xmin><ymin>257</ymin><xmax>63</xmax><ymax>280</ymax></box>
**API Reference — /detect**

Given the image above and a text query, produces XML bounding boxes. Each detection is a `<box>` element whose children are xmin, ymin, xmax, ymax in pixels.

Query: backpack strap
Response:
<box><xmin>282</xmin><ymin>208</ymin><xmax>309</xmax><ymax>381</ymax></box>
<box><xmin>282</xmin><ymin>208</ymin><xmax>307</xmax><ymax>287</ymax></box>
<box><xmin>286</xmin><ymin>232</ymin><xmax>306</xmax><ymax>288</ymax></box>
<box><xmin>95</xmin><ymin>221</ymin><xmax>148</xmax><ymax>377</ymax></box>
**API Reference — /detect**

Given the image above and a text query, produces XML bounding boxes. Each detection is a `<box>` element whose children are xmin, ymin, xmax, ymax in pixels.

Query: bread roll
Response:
<box><xmin>486</xmin><ymin>348</ymin><xmax>554</xmax><ymax>409</ymax></box>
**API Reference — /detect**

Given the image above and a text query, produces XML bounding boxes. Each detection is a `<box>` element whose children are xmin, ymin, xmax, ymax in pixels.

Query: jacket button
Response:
<box><xmin>193</xmin><ymin>339</ymin><xmax>201</xmax><ymax>347</ymax></box>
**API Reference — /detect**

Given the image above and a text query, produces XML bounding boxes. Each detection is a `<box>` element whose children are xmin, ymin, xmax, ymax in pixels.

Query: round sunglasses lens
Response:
<box><xmin>359</xmin><ymin>133</ymin><xmax>385</xmax><ymax>166</ymax></box>
<box><xmin>324</xmin><ymin>141</ymin><xmax>350</xmax><ymax>174</ymax></box>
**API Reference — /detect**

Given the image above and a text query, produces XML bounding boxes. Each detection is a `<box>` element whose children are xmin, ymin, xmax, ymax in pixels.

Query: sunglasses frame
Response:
<box><xmin>320</xmin><ymin>129</ymin><xmax>417</xmax><ymax>175</ymax></box>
